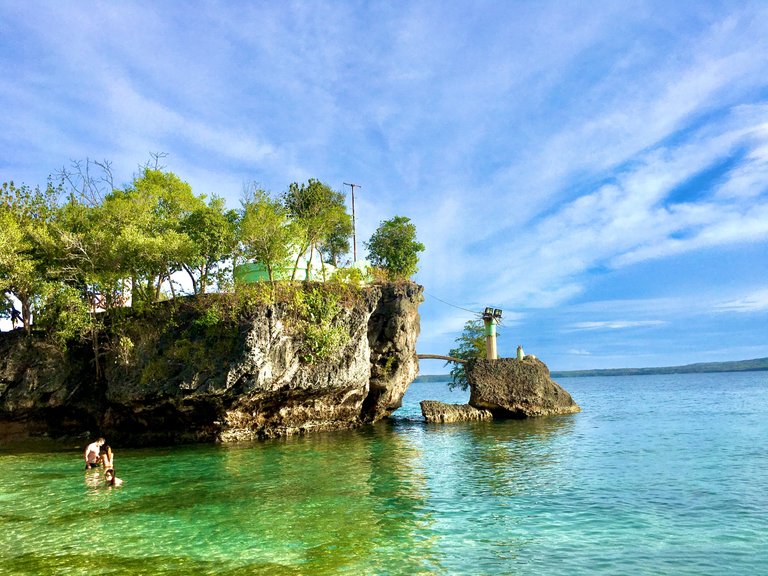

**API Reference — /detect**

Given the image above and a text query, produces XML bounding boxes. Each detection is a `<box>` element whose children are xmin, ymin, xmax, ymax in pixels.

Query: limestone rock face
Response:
<box><xmin>468</xmin><ymin>357</ymin><xmax>580</xmax><ymax>417</ymax></box>
<box><xmin>0</xmin><ymin>283</ymin><xmax>423</xmax><ymax>446</ymax></box>
<box><xmin>0</xmin><ymin>332</ymin><xmax>98</xmax><ymax>440</ymax></box>
<box><xmin>362</xmin><ymin>282</ymin><xmax>422</xmax><ymax>422</ymax></box>
<box><xmin>420</xmin><ymin>400</ymin><xmax>492</xmax><ymax>423</ymax></box>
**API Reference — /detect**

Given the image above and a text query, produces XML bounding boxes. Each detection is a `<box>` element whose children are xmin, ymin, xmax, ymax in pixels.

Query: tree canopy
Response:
<box><xmin>282</xmin><ymin>179</ymin><xmax>351</xmax><ymax>280</ymax></box>
<box><xmin>238</xmin><ymin>188</ymin><xmax>296</xmax><ymax>282</ymax></box>
<box><xmin>1</xmin><ymin>161</ymin><xmax>424</xmax><ymax>347</ymax></box>
<box><xmin>446</xmin><ymin>318</ymin><xmax>491</xmax><ymax>391</ymax></box>
<box><xmin>365</xmin><ymin>216</ymin><xmax>425</xmax><ymax>280</ymax></box>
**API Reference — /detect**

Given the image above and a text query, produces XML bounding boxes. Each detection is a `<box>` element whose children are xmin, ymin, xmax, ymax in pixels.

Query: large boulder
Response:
<box><xmin>468</xmin><ymin>357</ymin><xmax>580</xmax><ymax>417</ymax></box>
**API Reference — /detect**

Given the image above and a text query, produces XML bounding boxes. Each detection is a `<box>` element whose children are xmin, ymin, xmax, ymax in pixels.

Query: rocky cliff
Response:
<box><xmin>0</xmin><ymin>282</ymin><xmax>422</xmax><ymax>446</ymax></box>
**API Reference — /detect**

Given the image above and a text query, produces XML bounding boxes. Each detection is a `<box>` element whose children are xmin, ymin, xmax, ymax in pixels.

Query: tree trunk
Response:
<box><xmin>320</xmin><ymin>250</ymin><xmax>327</xmax><ymax>281</ymax></box>
<box><xmin>91</xmin><ymin>321</ymin><xmax>102</xmax><ymax>380</ymax></box>
<box><xmin>166</xmin><ymin>268</ymin><xmax>177</xmax><ymax>299</ymax></box>
<box><xmin>183</xmin><ymin>265</ymin><xmax>198</xmax><ymax>295</ymax></box>
<box><xmin>306</xmin><ymin>245</ymin><xmax>315</xmax><ymax>281</ymax></box>
<box><xmin>199</xmin><ymin>265</ymin><xmax>207</xmax><ymax>294</ymax></box>
<box><xmin>291</xmin><ymin>243</ymin><xmax>308</xmax><ymax>281</ymax></box>
<box><xmin>21</xmin><ymin>295</ymin><xmax>31</xmax><ymax>333</ymax></box>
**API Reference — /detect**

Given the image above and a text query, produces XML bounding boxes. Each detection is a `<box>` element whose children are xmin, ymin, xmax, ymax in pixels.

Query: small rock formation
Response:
<box><xmin>420</xmin><ymin>400</ymin><xmax>492</xmax><ymax>423</ymax></box>
<box><xmin>419</xmin><ymin>355</ymin><xmax>579</xmax><ymax>423</ymax></box>
<box><xmin>468</xmin><ymin>357</ymin><xmax>580</xmax><ymax>417</ymax></box>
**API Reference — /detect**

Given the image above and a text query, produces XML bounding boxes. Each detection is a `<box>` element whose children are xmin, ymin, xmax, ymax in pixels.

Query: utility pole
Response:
<box><xmin>343</xmin><ymin>182</ymin><xmax>361</xmax><ymax>261</ymax></box>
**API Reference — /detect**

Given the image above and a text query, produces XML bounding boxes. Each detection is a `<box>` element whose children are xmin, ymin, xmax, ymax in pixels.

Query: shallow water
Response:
<box><xmin>1</xmin><ymin>372</ymin><xmax>767</xmax><ymax>574</ymax></box>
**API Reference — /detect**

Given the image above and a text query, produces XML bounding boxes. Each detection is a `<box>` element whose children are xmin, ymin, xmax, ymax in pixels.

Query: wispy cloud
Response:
<box><xmin>570</xmin><ymin>321</ymin><xmax>667</xmax><ymax>331</ymax></box>
<box><xmin>715</xmin><ymin>289</ymin><xmax>768</xmax><ymax>313</ymax></box>
<box><xmin>479</xmin><ymin>105</ymin><xmax>768</xmax><ymax>309</ymax></box>
<box><xmin>566</xmin><ymin>349</ymin><xmax>592</xmax><ymax>356</ymax></box>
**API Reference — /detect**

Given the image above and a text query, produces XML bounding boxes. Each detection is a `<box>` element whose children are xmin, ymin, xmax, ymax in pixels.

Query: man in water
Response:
<box><xmin>84</xmin><ymin>437</ymin><xmax>105</xmax><ymax>469</ymax></box>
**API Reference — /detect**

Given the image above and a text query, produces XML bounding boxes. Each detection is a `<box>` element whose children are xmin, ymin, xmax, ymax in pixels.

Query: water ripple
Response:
<box><xmin>1</xmin><ymin>372</ymin><xmax>767</xmax><ymax>574</ymax></box>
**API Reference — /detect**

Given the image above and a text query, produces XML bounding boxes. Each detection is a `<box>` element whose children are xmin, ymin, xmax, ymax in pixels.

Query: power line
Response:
<box><xmin>423</xmin><ymin>291</ymin><xmax>481</xmax><ymax>316</ymax></box>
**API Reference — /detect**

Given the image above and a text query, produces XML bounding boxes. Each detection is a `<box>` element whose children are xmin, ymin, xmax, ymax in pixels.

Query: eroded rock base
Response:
<box><xmin>420</xmin><ymin>400</ymin><xmax>492</xmax><ymax>423</ymax></box>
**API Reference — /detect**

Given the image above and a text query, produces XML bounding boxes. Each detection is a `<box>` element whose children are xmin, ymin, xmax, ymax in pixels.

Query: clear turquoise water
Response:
<box><xmin>1</xmin><ymin>371</ymin><xmax>767</xmax><ymax>575</ymax></box>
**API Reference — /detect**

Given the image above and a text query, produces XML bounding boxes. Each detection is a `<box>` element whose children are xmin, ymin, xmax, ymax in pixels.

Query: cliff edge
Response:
<box><xmin>0</xmin><ymin>282</ymin><xmax>422</xmax><ymax>445</ymax></box>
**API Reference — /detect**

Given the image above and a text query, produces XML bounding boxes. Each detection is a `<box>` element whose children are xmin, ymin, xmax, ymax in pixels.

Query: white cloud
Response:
<box><xmin>566</xmin><ymin>348</ymin><xmax>592</xmax><ymax>356</ymax></box>
<box><xmin>715</xmin><ymin>289</ymin><xmax>768</xmax><ymax>313</ymax></box>
<box><xmin>570</xmin><ymin>320</ymin><xmax>667</xmax><ymax>331</ymax></box>
<box><xmin>477</xmin><ymin>105</ymin><xmax>768</xmax><ymax>309</ymax></box>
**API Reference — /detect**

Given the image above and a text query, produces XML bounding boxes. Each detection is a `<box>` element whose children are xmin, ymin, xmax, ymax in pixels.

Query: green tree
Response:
<box><xmin>320</xmin><ymin>214</ymin><xmax>353</xmax><ymax>267</ymax></box>
<box><xmin>44</xmin><ymin>197</ymin><xmax>118</xmax><ymax>376</ymax></box>
<box><xmin>33</xmin><ymin>283</ymin><xmax>91</xmax><ymax>347</ymax></box>
<box><xmin>0</xmin><ymin>181</ymin><xmax>61</xmax><ymax>332</ymax></box>
<box><xmin>99</xmin><ymin>168</ymin><xmax>203</xmax><ymax>304</ymax></box>
<box><xmin>128</xmin><ymin>168</ymin><xmax>202</xmax><ymax>301</ymax></box>
<box><xmin>282</xmin><ymin>179</ymin><xmax>350</xmax><ymax>280</ymax></box>
<box><xmin>239</xmin><ymin>189</ymin><xmax>296</xmax><ymax>282</ymax></box>
<box><xmin>446</xmin><ymin>318</ymin><xmax>489</xmax><ymax>391</ymax></box>
<box><xmin>181</xmin><ymin>197</ymin><xmax>238</xmax><ymax>294</ymax></box>
<box><xmin>365</xmin><ymin>216</ymin><xmax>425</xmax><ymax>280</ymax></box>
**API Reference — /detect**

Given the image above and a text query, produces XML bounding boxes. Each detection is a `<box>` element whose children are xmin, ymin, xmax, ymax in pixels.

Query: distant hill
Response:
<box><xmin>551</xmin><ymin>357</ymin><xmax>768</xmax><ymax>378</ymax></box>
<box><xmin>412</xmin><ymin>374</ymin><xmax>451</xmax><ymax>383</ymax></box>
<box><xmin>415</xmin><ymin>357</ymin><xmax>768</xmax><ymax>381</ymax></box>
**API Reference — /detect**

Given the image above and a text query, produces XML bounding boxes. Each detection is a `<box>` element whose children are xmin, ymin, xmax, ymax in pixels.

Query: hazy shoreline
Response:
<box><xmin>415</xmin><ymin>357</ymin><xmax>768</xmax><ymax>381</ymax></box>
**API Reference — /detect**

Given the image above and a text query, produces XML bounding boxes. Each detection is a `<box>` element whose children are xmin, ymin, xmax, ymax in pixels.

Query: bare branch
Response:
<box><xmin>142</xmin><ymin>152</ymin><xmax>169</xmax><ymax>172</ymax></box>
<box><xmin>56</xmin><ymin>157</ymin><xmax>114</xmax><ymax>206</ymax></box>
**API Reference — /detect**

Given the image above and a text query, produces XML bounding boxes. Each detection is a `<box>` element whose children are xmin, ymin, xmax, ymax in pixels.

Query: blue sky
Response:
<box><xmin>1</xmin><ymin>1</ymin><xmax>767</xmax><ymax>372</ymax></box>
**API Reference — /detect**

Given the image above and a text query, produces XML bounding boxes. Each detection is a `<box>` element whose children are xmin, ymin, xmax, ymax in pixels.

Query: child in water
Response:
<box><xmin>104</xmin><ymin>468</ymin><xmax>123</xmax><ymax>486</ymax></box>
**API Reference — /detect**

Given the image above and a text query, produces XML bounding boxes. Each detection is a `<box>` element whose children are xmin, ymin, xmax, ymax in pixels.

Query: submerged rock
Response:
<box><xmin>468</xmin><ymin>357</ymin><xmax>580</xmax><ymax>417</ymax></box>
<box><xmin>420</xmin><ymin>400</ymin><xmax>492</xmax><ymax>423</ymax></box>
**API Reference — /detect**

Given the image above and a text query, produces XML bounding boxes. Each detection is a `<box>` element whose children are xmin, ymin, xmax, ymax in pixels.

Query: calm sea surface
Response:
<box><xmin>1</xmin><ymin>371</ymin><xmax>767</xmax><ymax>575</ymax></box>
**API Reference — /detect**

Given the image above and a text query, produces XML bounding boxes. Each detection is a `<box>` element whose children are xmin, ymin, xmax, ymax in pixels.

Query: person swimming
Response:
<box><xmin>104</xmin><ymin>468</ymin><xmax>123</xmax><ymax>487</ymax></box>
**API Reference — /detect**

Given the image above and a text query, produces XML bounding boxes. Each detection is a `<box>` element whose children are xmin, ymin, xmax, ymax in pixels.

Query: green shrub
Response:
<box><xmin>291</xmin><ymin>286</ymin><xmax>350</xmax><ymax>364</ymax></box>
<box><xmin>116</xmin><ymin>335</ymin><xmax>134</xmax><ymax>366</ymax></box>
<box><xmin>192</xmin><ymin>305</ymin><xmax>222</xmax><ymax>331</ymax></box>
<box><xmin>34</xmin><ymin>284</ymin><xmax>91</xmax><ymax>347</ymax></box>
<box><xmin>302</xmin><ymin>323</ymin><xmax>347</xmax><ymax>363</ymax></box>
<box><xmin>330</xmin><ymin>267</ymin><xmax>366</xmax><ymax>286</ymax></box>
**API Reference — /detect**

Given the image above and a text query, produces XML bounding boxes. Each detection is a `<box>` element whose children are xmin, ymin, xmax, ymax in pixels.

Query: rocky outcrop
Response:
<box><xmin>362</xmin><ymin>283</ymin><xmax>421</xmax><ymax>422</ymax></box>
<box><xmin>468</xmin><ymin>357</ymin><xmax>580</xmax><ymax>417</ymax></box>
<box><xmin>417</xmin><ymin>356</ymin><xmax>580</xmax><ymax>424</ymax></box>
<box><xmin>420</xmin><ymin>400</ymin><xmax>492</xmax><ymax>423</ymax></box>
<box><xmin>0</xmin><ymin>283</ymin><xmax>423</xmax><ymax>446</ymax></box>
